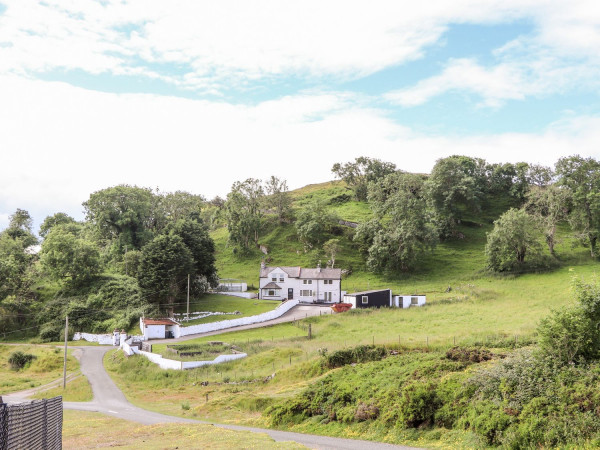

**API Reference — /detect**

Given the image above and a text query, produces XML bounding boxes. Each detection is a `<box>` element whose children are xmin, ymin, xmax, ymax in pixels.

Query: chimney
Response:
<box><xmin>261</xmin><ymin>260</ymin><xmax>266</xmax><ymax>270</ymax></box>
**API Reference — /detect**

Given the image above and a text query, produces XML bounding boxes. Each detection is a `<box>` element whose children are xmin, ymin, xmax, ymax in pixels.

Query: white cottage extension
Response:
<box><xmin>259</xmin><ymin>262</ymin><xmax>342</xmax><ymax>303</ymax></box>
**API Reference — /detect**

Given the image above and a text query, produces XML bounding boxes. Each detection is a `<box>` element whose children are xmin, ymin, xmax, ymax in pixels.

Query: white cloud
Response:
<box><xmin>1</xmin><ymin>76</ymin><xmax>599</xmax><ymax>231</ymax></box>
<box><xmin>0</xmin><ymin>0</ymin><xmax>598</xmax><ymax>94</ymax></box>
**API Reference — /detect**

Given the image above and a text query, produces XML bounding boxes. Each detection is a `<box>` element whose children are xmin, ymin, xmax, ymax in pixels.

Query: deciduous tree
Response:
<box><xmin>332</xmin><ymin>156</ymin><xmax>396</xmax><ymax>201</ymax></box>
<box><xmin>485</xmin><ymin>208</ymin><xmax>543</xmax><ymax>272</ymax></box>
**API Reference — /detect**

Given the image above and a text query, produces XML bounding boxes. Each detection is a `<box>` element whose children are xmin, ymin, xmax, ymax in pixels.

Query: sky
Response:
<box><xmin>1</xmin><ymin>0</ymin><xmax>600</xmax><ymax>232</ymax></box>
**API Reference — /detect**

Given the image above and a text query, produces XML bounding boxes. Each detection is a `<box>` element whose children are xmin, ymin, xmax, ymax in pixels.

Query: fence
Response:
<box><xmin>0</xmin><ymin>396</ymin><xmax>63</xmax><ymax>450</ymax></box>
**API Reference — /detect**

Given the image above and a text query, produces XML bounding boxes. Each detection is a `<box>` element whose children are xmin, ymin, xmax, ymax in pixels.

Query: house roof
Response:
<box><xmin>345</xmin><ymin>289</ymin><xmax>391</xmax><ymax>296</ymax></box>
<box><xmin>262</xmin><ymin>282</ymin><xmax>282</xmax><ymax>289</ymax></box>
<box><xmin>260</xmin><ymin>266</ymin><xmax>341</xmax><ymax>280</ymax></box>
<box><xmin>143</xmin><ymin>318</ymin><xmax>179</xmax><ymax>326</ymax></box>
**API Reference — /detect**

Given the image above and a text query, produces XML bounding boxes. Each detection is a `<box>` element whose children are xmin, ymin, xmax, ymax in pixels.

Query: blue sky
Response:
<box><xmin>1</xmin><ymin>1</ymin><xmax>600</xmax><ymax>231</ymax></box>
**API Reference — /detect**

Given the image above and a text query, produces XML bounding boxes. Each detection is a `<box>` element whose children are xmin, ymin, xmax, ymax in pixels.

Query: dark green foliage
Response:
<box><xmin>295</xmin><ymin>200</ymin><xmax>340</xmax><ymax>249</ymax></box>
<box><xmin>8</xmin><ymin>351</ymin><xmax>36</xmax><ymax>370</ymax></box>
<box><xmin>323</xmin><ymin>345</ymin><xmax>387</xmax><ymax>368</ymax></box>
<box><xmin>556</xmin><ymin>155</ymin><xmax>600</xmax><ymax>257</ymax></box>
<box><xmin>39</xmin><ymin>212</ymin><xmax>76</xmax><ymax>238</ymax></box>
<box><xmin>137</xmin><ymin>234</ymin><xmax>194</xmax><ymax>308</ymax></box>
<box><xmin>360</xmin><ymin>172</ymin><xmax>438</xmax><ymax>272</ymax></box>
<box><xmin>225</xmin><ymin>178</ymin><xmax>264</xmax><ymax>253</ymax></box>
<box><xmin>331</xmin><ymin>156</ymin><xmax>397</xmax><ymax>201</ymax></box>
<box><xmin>40</xmin><ymin>224</ymin><xmax>101</xmax><ymax>286</ymax></box>
<box><xmin>485</xmin><ymin>208</ymin><xmax>546</xmax><ymax>272</ymax></box>
<box><xmin>83</xmin><ymin>185</ymin><xmax>155</xmax><ymax>252</ymax></box>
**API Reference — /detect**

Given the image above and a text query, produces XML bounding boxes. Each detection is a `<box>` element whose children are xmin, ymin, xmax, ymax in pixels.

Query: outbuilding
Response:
<box><xmin>139</xmin><ymin>318</ymin><xmax>180</xmax><ymax>340</ymax></box>
<box><xmin>393</xmin><ymin>295</ymin><xmax>427</xmax><ymax>308</ymax></box>
<box><xmin>343</xmin><ymin>289</ymin><xmax>392</xmax><ymax>309</ymax></box>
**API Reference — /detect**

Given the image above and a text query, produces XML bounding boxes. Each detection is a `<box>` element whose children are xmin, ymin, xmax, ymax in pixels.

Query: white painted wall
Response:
<box><xmin>214</xmin><ymin>292</ymin><xmax>256</xmax><ymax>299</ymax></box>
<box><xmin>125</xmin><ymin>347</ymin><xmax>248</xmax><ymax>370</ymax></box>
<box><xmin>145</xmin><ymin>324</ymin><xmax>166</xmax><ymax>339</ymax></box>
<box><xmin>343</xmin><ymin>295</ymin><xmax>357</xmax><ymax>308</ymax></box>
<box><xmin>182</xmin><ymin>353</ymin><xmax>247</xmax><ymax>369</ymax></box>
<box><xmin>73</xmin><ymin>332</ymin><xmax>113</xmax><ymax>345</ymax></box>
<box><xmin>393</xmin><ymin>295</ymin><xmax>426</xmax><ymax>308</ymax></box>
<box><xmin>176</xmin><ymin>299</ymin><xmax>299</xmax><ymax>338</ymax></box>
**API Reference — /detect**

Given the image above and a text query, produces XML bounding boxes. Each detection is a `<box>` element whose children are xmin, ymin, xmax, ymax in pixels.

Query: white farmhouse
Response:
<box><xmin>259</xmin><ymin>262</ymin><xmax>342</xmax><ymax>303</ymax></box>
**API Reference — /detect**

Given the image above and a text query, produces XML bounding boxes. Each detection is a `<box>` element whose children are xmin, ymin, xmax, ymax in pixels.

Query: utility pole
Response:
<box><xmin>187</xmin><ymin>274</ymin><xmax>190</xmax><ymax>318</ymax></box>
<box><xmin>63</xmin><ymin>315</ymin><xmax>68</xmax><ymax>389</ymax></box>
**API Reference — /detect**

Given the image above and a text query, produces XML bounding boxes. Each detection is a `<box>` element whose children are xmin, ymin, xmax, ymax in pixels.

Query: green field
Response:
<box><xmin>103</xmin><ymin>180</ymin><xmax>600</xmax><ymax>447</ymax></box>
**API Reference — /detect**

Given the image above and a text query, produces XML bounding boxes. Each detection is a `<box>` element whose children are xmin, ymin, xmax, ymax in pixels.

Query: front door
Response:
<box><xmin>288</xmin><ymin>288</ymin><xmax>293</xmax><ymax>300</ymax></box>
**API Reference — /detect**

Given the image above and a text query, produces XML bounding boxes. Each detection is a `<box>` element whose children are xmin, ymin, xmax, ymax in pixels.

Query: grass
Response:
<box><xmin>173</xmin><ymin>294</ymin><xmax>281</xmax><ymax>326</ymax></box>
<box><xmin>0</xmin><ymin>344</ymin><xmax>82</xmax><ymax>395</ymax></box>
<box><xmin>62</xmin><ymin>410</ymin><xmax>306</xmax><ymax>449</ymax></box>
<box><xmin>31</xmin><ymin>371</ymin><xmax>93</xmax><ymax>402</ymax></box>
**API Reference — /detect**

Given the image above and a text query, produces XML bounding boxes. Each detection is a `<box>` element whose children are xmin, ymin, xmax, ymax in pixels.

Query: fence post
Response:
<box><xmin>308</xmin><ymin>324</ymin><xmax>312</xmax><ymax>340</ymax></box>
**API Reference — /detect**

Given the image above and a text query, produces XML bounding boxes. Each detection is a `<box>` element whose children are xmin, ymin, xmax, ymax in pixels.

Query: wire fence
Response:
<box><xmin>0</xmin><ymin>396</ymin><xmax>63</xmax><ymax>450</ymax></box>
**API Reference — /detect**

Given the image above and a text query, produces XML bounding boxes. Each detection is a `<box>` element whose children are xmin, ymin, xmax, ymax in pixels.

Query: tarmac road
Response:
<box><xmin>151</xmin><ymin>303</ymin><xmax>333</xmax><ymax>344</ymax></box>
<box><xmin>5</xmin><ymin>345</ymin><xmax>419</xmax><ymax>449</ymax></box>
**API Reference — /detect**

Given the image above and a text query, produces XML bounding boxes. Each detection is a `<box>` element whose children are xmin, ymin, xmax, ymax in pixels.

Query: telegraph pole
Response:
<box><xmin>187</xmin><ymin>274</ymin><xmax>190</xmax><ymax>318</ymax></box>
<box><xmin>63</xmin><ymin>315</ymin><xmax>68</xmax><ymax>389</ymax></box>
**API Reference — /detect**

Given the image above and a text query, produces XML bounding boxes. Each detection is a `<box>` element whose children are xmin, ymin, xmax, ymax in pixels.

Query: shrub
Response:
<box><xmin>323</xmin><ymin>345</ymin><xmax>387</xmax><ymax>368</ymax></box>
<box><xmin>8</xmin><ymin>351</ymin><xmax>36</xmax><ymax>370</ymax></box>
<box><xmin>398</xmin><ymin>381</ymin><xmax>441</xmax><ymax>428</ymax></box>
<box><xmin>446</xmin><ymin>346</ymin><xmax>493</xmax><ymax>363</ymax></box>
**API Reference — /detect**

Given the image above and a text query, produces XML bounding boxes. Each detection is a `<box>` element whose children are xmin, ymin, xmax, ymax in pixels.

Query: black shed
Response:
<box><xmin>343</xmin><ymin>289</ymin><xmax>392</xmax><ymax>309</ymax></box>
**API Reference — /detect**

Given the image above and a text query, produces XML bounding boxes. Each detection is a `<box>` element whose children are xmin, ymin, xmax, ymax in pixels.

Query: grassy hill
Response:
<box><xmin>103</xmin><ymin>180</ymin><xmax>600</xmax><ymax>448</ymax></box>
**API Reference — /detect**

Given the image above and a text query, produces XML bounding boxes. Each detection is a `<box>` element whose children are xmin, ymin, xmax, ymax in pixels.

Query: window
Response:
<box><xmin>279</xmin><ymin>277</ymin><xmax>284</xmax><ymax>282</ymax></box>
<box><xmin>268</xmin><ymin>290</ymin><xmax>275</xmax><ymax>296</ymax></box>
<box><xmin>303</xmin><ymin>279</ymin><xmax>312</xmax><ymax>285</ymax></box>
<box><xmin>362</xmin><ymin>296</ymin><xmax>368</xmax><ymax>304</ymax></box>
<box><xmin>300</xmin><ymin>290</ymin><xmax>313</xmax><ymax>297</ymax></box>
<box><xmin>411</xmin><ymin>296</ymin><xmax>419</xmax><ymax>305</ymax></box>
<box><xmin>324</xmin><ymin>292</ymin><xmax>332</xmax><ymax>301</ymax></box>
<box><xmin>272</xmin><ymin>277</ymin><xmax>277</xmax><ymax>281</ymax></box>
<box><xmin>324</xmin><ymin>279</ymin><xmax>333</xmax><ymax>285</ymax></box>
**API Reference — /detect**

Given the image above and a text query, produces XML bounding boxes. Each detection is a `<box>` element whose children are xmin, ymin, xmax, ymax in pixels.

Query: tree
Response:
<box><xmin>295</xmin><ymin>200</ymin><xmax>339</xmax><ymax>249</ymax></box>
<box><xmin>225</xmin><ymin>179</ymin><xmax>264</xmax><ymax>252</ymax></box>
<box><xmin>525</xmin><ymin>185</ymin><xmax>570</xmax><ymax>256</ymax></box>
<box><xmin>154</xmin><ymin>190</ymin><xmax>206</xmax><ymax>228</ymax></box>
<box><xmin>169</xmin><ymin>218</ymin><xmax>218</xmax><ymax>292</ymax></box>
<box><xmin>264</xmin><ymin>176</ymin><xmax>291</xmax><ymax>223</ymax></box>
<box><xmin>39</xmin><ymin>212</ymin><xmax>76</xmax><ymax>238</ymax></box>
<box><xmin>323</xmin><ymin>239</ymin><xmax>341</xmax><ymax>268</ymax></box>
<box><xmin>4</xmin><ymin>209</ymin><xmax>37</xmax><ymax>247</ymax></box>
<box><xmin>83</xmin><ymin>185</ymin><xmax>155</xmax><ymax>252</ymax></box>
<box><xmin>332</xmin><ymin>156</ymin><xmax>397</xmax><ymax>201</ymax></box>
<box><xmin>426</xmin><ymin>155</ymin><xmax>487</xmax><ymax>235</ymax></box>
<box><xmin>485</xmin><ymin>208</ymin><xmax>544</xmax><ymax>272</ymax></box>
<box><xmin>555</xmin><ymin>155</ymin><xmax>600</xmax><ymax>257</ymax></box>
<box><xmin>40</xmin><ymin>224</ymin><xmax>101</xmax><ymax>286</ymax></box>
<box><xmin>137</xmin><ymin>234</ymin><xmax>194</xmax><ymax>312</ymax></box>
<box><xmin>362</xmin><ymin>172</ymin><xmax>437</xmax><ymax>272</ymax></box>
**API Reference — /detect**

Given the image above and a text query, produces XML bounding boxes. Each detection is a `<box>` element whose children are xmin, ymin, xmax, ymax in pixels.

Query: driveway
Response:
<box><xmin>152</xmin><ymin>304</ymin><xmax>333</xmax><ymax>344</ymax></box>
<box><xmin>4</xmin><ymin>345</ymin><xmax>418</xmax><ymax>450</ymax></box>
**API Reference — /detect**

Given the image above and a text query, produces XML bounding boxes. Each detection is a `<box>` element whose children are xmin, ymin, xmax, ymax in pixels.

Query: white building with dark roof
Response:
<box><xmin>259</xmin><ymin>262</ymin><xmax>342</xmax><ymax>303</ymax></box>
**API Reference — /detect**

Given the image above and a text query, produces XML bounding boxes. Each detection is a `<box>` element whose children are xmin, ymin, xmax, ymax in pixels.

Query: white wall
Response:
<box><xmin>127</xmin><ymin>348</ymin><xmax>248</xmax><ymax>370</ymax></box>
<box><xmin>73</xmin><ymin>332</ymin><xmax>113</xmax><ymax>345</ymax></box>
<box><xmin>393</xmin><ymin>295</ymin><xmax>426</xmax><ymax>308</ymax></box>
<box><xmin>259</xmin><ymin>268</ymin><xmax>341</xmax><ymax>303</ymax></box>
<box><xmin>145</xmin><ymin>324</ymin><xmax>166</xmax><ymax>340</ymax></box>
<box><xmin>343</xmin><ymin>295</ymin><xmax>357</xmax><ymax>308</ymax></box>
<box><xmin>176</xmin><ymin>299</ymin><xmax>299</xmax><ymax>338</ymax></box>
<box><xmin>214</xmin><ymin>292</ymin><xmax>256</xmax><ymax>299</ymax></box>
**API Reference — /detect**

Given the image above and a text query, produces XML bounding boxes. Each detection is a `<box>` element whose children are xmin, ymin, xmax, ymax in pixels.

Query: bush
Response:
<box><xmin>8</xmin><ymin>351</ymin><xmax>36</xmax><ymax>370</ymax></box>
<box><xmin>398</xmin><ymin>381</ymin><xmax>441</xmax><ymax>428</ymax></box>
<box><xmin>323</xmin><ymin>345</ymin><xmax>387</xmax><ymax>368</ymax></box>
<box><xmin>446</xmin><ymin>346</ymin><xmax>493</xmax><ymax>363</ymax></box>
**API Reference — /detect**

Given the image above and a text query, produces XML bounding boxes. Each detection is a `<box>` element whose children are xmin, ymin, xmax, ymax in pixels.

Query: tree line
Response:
<box><xmin>0</xmin><ymin>187</ymin><xmax>218</xmax><ymax>339</ymax></box>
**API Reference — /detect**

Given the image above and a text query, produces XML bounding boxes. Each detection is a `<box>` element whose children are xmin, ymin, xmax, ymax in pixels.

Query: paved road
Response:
<box><xmin>5</xmin><ymin>345</ymin><xmax>418</xmax><ymax>449</ymax></box>
<box><xmin>152</xmin><ymin>304</ymin><xmax>333</xmax><ymax>344</ymax></box>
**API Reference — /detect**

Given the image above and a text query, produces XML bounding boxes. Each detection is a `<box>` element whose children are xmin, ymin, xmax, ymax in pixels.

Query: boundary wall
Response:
<box><xmin>175</xmin><ymin>299</ymin><xmax>299</xmax><ymax>338</ymax></box>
